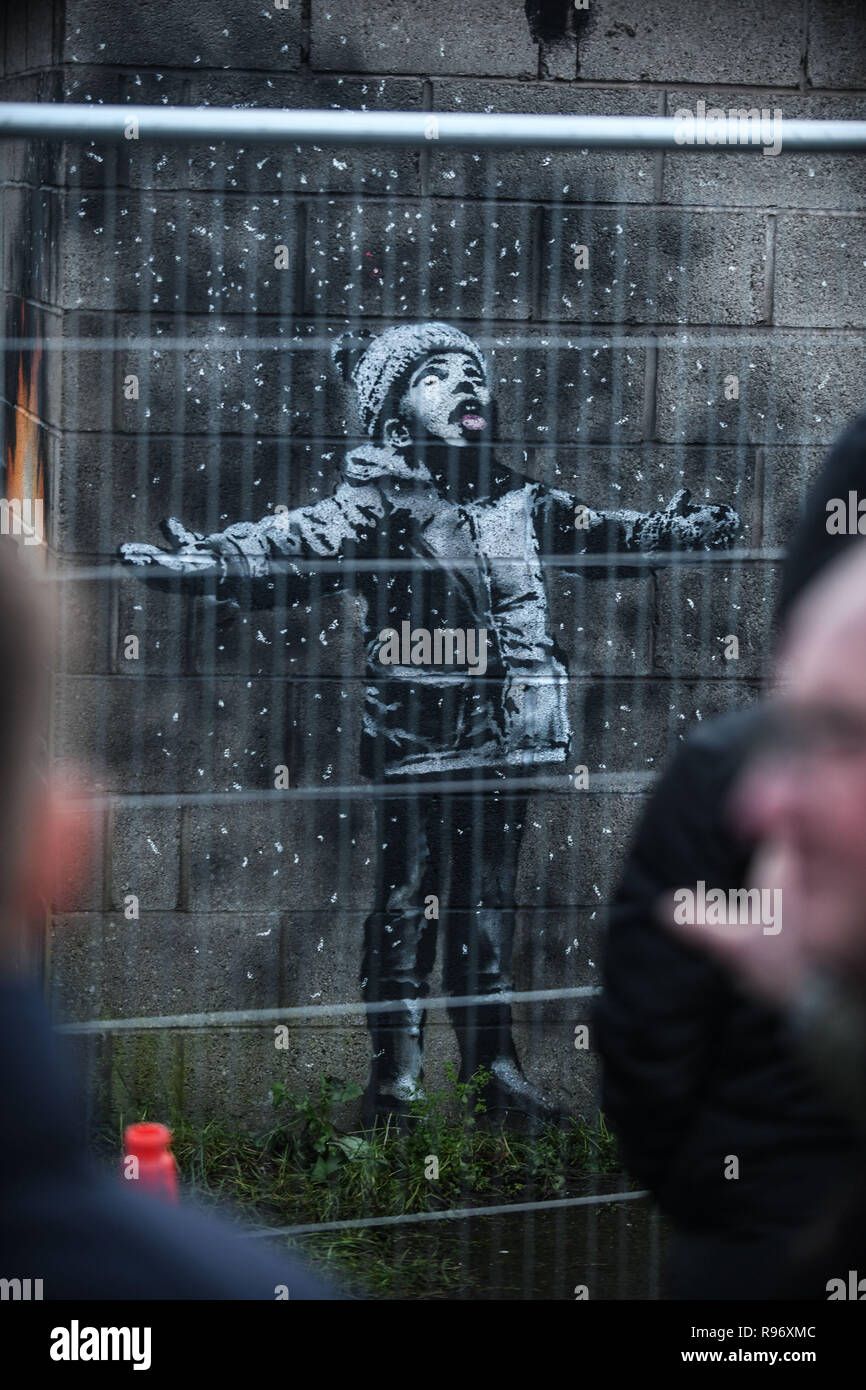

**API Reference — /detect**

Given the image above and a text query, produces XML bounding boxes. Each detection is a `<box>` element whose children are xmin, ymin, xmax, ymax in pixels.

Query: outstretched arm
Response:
<box><xmin>537</xmin><ymin>486</ymin><xmax>738</xmax><ymax>569</ymax></box>
<box><xmin>119</xmin><ymin>482</ymin><xmax>388</xmax><ymax>609</ymax></box>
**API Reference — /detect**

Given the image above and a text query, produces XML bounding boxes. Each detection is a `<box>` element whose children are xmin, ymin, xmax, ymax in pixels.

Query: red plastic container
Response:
<box><xmin>122</xmin><ymin>1122</ymin><xmax>180</xmax><ymax>1203</ymax></box>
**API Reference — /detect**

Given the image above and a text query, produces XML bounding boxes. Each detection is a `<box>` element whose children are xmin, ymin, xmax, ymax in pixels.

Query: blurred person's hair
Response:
<box><xmin>0</xmin><ymin>538</ymin><xmax>51</xmax><ymax>929</ymax></box>
<box><xmin>777</xmin><ymin>410</ymin><xmax>866</xmax><ymax>626</ymax></box>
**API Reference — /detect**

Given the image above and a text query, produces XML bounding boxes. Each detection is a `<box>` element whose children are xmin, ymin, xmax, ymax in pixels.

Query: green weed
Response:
<box><xmin>96</xmin><ymin>1068</ymin><xmax>621</xmax><ymax>1297</ymax></box>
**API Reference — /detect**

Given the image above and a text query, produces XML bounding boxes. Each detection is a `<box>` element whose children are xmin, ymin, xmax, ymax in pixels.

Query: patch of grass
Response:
<box><xmin>96</xmin><ymin>1065</ymin><xmax>621</xmax><ymax>1297</ymax></box>
<box><xmin>280</xmin><ymin>1228</ymin><xmax>469</xmax><ymax>1299</ymax></box>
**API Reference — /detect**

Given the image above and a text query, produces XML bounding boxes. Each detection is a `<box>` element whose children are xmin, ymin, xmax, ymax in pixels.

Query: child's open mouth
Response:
<box><xmin>460</xmin><ymin>412</ymin><xmax>487</xmax><ymax>431</ymax></box>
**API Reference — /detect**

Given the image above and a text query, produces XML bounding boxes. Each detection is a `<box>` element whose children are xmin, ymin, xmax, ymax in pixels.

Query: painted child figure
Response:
<box><xmin>121</xmin><ymin>322</ymin><xmax>737</xmax><ymax>1126</ymax></box>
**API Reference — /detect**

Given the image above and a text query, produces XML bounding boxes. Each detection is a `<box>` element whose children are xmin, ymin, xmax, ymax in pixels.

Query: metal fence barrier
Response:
<box><xmin>2</xmin><ymin>103</ymin><xmax>864</xmax><ymax>1298</ymax></box>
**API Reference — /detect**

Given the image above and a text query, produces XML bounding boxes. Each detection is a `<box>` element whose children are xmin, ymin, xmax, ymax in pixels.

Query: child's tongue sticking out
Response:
<box><xmin>461</xmin><ymin>411</ymin><xmax>486</xmax><ymax>432</ymax></box>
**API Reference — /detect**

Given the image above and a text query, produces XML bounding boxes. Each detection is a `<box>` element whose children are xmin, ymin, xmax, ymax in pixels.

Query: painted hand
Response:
<box><xmin>119</xmin><ymin>518</ymin><xmax>222</xmax><ymax>574</ymax></box>
<box><xmin>664</xmin><ymin>488</ymin><xmax>738</xmax><ymax>548</ymax></box>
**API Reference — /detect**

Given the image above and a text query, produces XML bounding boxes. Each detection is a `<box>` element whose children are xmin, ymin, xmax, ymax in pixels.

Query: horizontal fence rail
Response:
<box><xmin>243</xmin><ymin>1188</ymin><xmax>651</xmax><ymax>1240</ymax></box>
<box><xmin>3</xmin><ymin>97</ymin><xmax>863</xmax><ymax>1298</ymax></box>
<box><xmin>55</xmin><ymin>986</ymin><xmax>603</xmax><ymax>1035</ymax></box>
<box><xmin>1</xmin><ymin>103</ymin><xmax>866</xmax><ymax>150</ymax></box>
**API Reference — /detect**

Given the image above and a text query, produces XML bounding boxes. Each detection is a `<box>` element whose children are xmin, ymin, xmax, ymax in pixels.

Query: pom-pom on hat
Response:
<box><xmin>330</xmin><ymin>322</ymin><xmax>488</xmax><ymax>436</ymax></box>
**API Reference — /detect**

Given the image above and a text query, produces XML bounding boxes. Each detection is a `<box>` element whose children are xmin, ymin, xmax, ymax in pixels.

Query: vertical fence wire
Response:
<box><xmin>2</xmin><ymin>110</ymin><xmax>862</xmax><ymax>1299</ymax></box>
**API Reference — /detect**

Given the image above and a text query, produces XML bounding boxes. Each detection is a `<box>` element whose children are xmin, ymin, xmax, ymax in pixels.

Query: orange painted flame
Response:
<box><xmin>4</xmin><ymin>300</ymin><xmax>44</xmax><ymax>552</ymax></box>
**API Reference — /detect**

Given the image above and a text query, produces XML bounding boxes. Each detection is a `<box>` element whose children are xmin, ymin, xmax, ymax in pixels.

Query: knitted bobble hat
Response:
<box><xmin>330</xmin><ymin>322</ymin><xmax>488</xmax><ymax>436</ymax></box>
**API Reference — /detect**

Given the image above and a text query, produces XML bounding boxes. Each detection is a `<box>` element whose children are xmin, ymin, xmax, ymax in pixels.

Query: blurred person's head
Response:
<box><xmin>734</xmin><ymin>540</ymin><xmax>866</xmax><ymax>982</ymax></box>
<box><xmin>703</xmin><ymin>412</ymin><xmax>866</xmax><ymax>990</ymax></box>
<box><xmin>0</xmin><ymin>541</ymin><xmax>88</xmax><ymax>977</ymax></box>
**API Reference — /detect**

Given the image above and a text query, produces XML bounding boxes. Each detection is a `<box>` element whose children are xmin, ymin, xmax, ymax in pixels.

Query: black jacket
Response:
<box><xmin>0</xmin><ymin>982</ymin><xmax>337</xmax><ymax>1300</ymax></box>
<box><xmin>593</xmin><ymin>708</ymin><xmax>860</xmax><ymax>1246</ymax></box>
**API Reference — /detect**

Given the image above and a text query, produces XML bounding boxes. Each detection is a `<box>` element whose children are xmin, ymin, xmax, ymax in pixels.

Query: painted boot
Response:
<box><xmin>454</xmin><ymin>1017</ymin><xmax>562</xmax><ymax>1129</ymax></box>
<box><xmin>361</xmin><ymin>1003</ymin><xmax>426</xmax><ymax>1129</ymax></box>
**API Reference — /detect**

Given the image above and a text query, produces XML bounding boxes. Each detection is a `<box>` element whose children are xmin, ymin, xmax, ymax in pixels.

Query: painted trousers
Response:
<box><xmin>360</xmin><ymin>786</ymin><xmax>529</xmax><ymax>1095</ymax></box>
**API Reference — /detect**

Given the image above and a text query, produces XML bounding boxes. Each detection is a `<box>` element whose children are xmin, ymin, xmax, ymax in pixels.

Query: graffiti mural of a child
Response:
<box><xmin>120</xmin><ymin>322</ymin><xmax>737</xmax><ymax>1126</ymax></box>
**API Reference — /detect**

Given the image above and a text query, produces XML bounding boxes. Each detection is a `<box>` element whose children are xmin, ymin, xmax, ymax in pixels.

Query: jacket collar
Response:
<box><xmin>344</xmin><ymin>443</ymin><xmax>433</xmax><ymax>485</ymax></box>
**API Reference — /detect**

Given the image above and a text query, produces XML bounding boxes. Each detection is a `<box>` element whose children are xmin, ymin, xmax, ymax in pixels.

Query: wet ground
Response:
<box><xmin>436</xmin><ymin>1194</ymin><xmax>667</xmax><ymax>1300</ymax></box>
<box><xmin>284</xmin><ymin>1180</ymin><xmax>670</xmax><ymax>1300</ymax></box>
<box><xmin>385</xmin><ymin>1197</ymin><xmax>666</xmax><ymax>1299</ymax></box>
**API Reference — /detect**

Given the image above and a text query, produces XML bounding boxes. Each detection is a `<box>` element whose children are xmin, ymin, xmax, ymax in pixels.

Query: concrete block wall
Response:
<box><xmin>2</xmin><ymin>0</ymin><xmax>865</xmax><ymax>1131</ymax></box>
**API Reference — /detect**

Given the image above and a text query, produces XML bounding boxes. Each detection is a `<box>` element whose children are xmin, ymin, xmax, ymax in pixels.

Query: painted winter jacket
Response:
<box><xmin>120</xmin><ymin>444</ymin><xmax>738</xmax><ymax>779</ymax></box>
